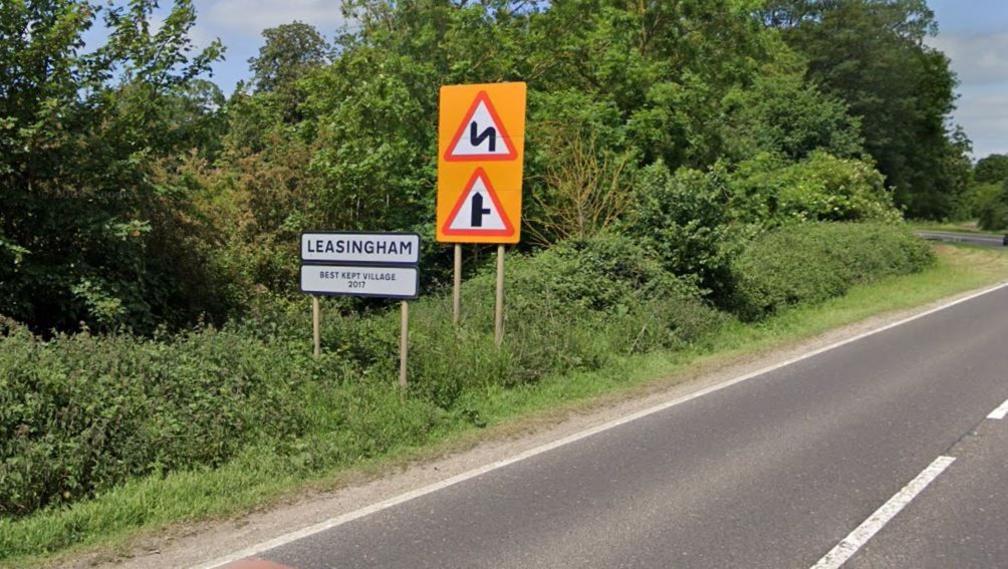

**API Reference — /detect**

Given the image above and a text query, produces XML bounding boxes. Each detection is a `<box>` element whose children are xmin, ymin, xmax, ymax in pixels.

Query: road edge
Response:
<box><xmin>198</xmin><ymin>280</ymin><xmax>1008</xmax><ymax>569</ymax></box>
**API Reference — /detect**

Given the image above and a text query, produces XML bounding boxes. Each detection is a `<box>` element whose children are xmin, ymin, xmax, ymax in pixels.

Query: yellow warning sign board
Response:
<box><xmin>436</xmin><ymin>82</ymin><xmax>526</xmax><ymax>244</ymax></box>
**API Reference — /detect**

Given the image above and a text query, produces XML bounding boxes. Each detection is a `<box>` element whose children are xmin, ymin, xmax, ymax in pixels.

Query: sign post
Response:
<box><xmin>300</xmin><ymin>231</ymin><xmax>420</xmax><ymax>387</ymax></box>
<box><xmin>312</xmin><ymin>296</ymin><xmax>321</xmax><ymax>359</ymax></box>
<box><xmin>495</xmin><ymin>244</ymin><xmax>505</xmax><ymax>346</ymax></box>
<box><xmin>436</xmin><ymin>82</ymin><xmax>527</xmax><ymax>342</ymax></box>
<box><xmin>453</xmin><ymin>243</ymin><xmax>462</xmax><ymax>325</ymax></box>
<box><xmin>399</xmin><ymin>300</ymin><xmax>409</xmax><ymax>394</ymax></box>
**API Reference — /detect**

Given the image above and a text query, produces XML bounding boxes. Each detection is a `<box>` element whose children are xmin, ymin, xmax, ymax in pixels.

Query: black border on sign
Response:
<box><xmin>299</xmin><ymin>264</ymin><xmax>420</xmax><ymax>300</ymax></box>
<box><xmin>300</xmin><ymin>231</ymin><xmax>422</xmax><ymax>266</ymax></box>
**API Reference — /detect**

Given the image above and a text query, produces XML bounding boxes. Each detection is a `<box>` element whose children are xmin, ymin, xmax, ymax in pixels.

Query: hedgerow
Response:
<box><xmin>0</xmin><ymin>233</ymin><xmax>720</xmax><ymax>518</ymax></box>
<box><xmin>729</xmin><ymin>223</ymin><xmax>935</xmax><ymax>320</ymax></box>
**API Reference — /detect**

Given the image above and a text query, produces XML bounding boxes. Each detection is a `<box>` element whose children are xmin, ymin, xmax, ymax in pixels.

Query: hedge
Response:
<box><xmin>729</xmin><ymin>222</ymin><xmax>934</xmax><ymax>320</ymax></box>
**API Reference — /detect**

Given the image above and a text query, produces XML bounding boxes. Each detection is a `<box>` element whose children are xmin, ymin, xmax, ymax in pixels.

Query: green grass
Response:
<box><xmin>4</xmin><ymin>243</ymin><xmax>1008</xmax><ymax>569</ymax></box>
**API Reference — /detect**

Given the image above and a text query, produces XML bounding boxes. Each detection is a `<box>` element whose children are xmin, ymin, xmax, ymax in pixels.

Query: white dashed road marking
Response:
<box><xmin>809</xmin><ymin>455</ymin><xmax>956</xmax><ymax>569</ymax></box>
<box><xmin>987</xmin><ymin>398</ymin><xmax>1008</xmax><ymax>420</ymax></box>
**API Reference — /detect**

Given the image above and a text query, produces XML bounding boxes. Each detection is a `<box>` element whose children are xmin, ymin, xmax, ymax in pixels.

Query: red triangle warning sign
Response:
<box><xmin>441</xmin><ymin>169</ymin><xmax>516</xmax><ymax>237</ymax></box>
<box><xmin>444</xmin><ymin>91</ymin><xmax>518</xmax><ymax>162</ymax></box>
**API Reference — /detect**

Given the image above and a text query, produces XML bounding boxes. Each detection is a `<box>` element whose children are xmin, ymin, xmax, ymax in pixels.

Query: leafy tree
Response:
<box><xmin>720</xmin><ymin>61</ymin><xmax>864</xmax><ymax>162</ymax></box>
<box><xmin>249</xmin><ymin>21</ymin><xmax>330</xmax><ymax>94</ymax></box>
<box><xmin>974</xmin><ymin>181</ymin><xmax>1008</xmax><ymax>231</ymax></box>
<box><xmin>0</xmin><ymin>0</ymin><xmax>226</xmax><ymax>333</ymax></box>
<box><xmin>974</xmin><ymin>154</ymin><xmax>1008</xmax><ymax>185</ymax></box>
<box><xmin>768</xmin><ymin>0</ymin><xmax>971</xmax><ymax>218</ymax></box>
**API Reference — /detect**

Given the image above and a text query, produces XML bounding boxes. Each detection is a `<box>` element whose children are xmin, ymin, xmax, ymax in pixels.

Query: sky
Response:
<box><xmin>185</xmin><ymin>0</ymin><xmax>353</xmax><ymax>91</ymax></box>
<box><xmin>927</xmin><ymin>0</ymin><xmax>1008</xmax><ymax>159</ymax></box>
<box><xmin>125</xmin><ymin>1</ymin><xmax>1007</xmax><ymax>160</ymax></box>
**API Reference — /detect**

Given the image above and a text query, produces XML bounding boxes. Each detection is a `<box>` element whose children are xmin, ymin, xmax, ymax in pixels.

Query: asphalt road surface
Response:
<box><xmin>915</xmin><ymin>230</ymin><xmax>1006</xmax><ymax>247</ymax></box>
<box><xmin>211</xmin><ymin>284</ymin><xmax>1008</xmax><ymax>569</ymax></box>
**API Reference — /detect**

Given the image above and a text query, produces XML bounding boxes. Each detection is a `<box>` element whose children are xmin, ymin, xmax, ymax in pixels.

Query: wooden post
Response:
<box><xmin>495</xmin><ymin>244</ymin><xmax>505</xmax><ymax>346</ymax></box>
<box><xmin>312</xmin><ymin>296</ymin><xmax>321</xmax><ymax>359</ymax></box>
<box><xmin>452</xmin><ymin>243</ymin><xmax>462</xmax><ymax>325</ymax></box>
<box><xmin>399</xmin><ymin>300</ymin><xmax>409</xmax><ymax>392</ymax></box>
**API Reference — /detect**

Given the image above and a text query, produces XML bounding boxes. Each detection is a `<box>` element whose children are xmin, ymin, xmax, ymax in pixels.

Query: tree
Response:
<box><xmin>720</xmin><ymin>65</ymin><xmax>864</xmax><ymax>162</ymax></box>
<box><xmin>974</xmin><ymin>180</ymin><xmax>1008</xmax><ymax>231</ymax></box>
<box><xmin>769</xmin><ymin>0</ymin><xmax>971</xmax><ymax>218</ymax></box>
<box><xmin>974</xmin><ymin>154</ymin><xmax>1008</xmax><ymax>185</ymax></box>
<box><xmin>249</xmin><ymin>22</ymin><xmax>330</xmax><ymax>93</ymax></box>
<box><xmin>0</xmin><ymin>0</ymin><xmax>226</xmax><ymax>333</ymax></box>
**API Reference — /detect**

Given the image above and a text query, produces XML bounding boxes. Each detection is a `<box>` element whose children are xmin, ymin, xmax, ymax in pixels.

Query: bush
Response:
<box><xmin>973</xmin><ymin>181</ymin><xmax>1008</xmax><ymax>231</ymax></box>
<box><xmin>729</xmin><ymin>223</ymin><xmax>934</xmax><ymax>320</ymax></box>
<box><xmin>0</xmin><ymin>233</ymin><xmax>722</xmax><ymax>518</ymax></box>
<box><xmin>0</xmin><ymin>225</ymin><xmax>933</xmax><ymax>520</ymax></box>
<box><xmin>623</xmin><ymin>162</ymin><xmax>753</xmax><ymax>301</ymax></box>
<box><xmin>396</xmin><ymin>233</ymin><xmax>722</xmax><ymax>407</ymax></box>
<box><xmin>623</xmin><ymin>154</ymin><xmax>902</xmax><ymax>306</ymax></box>
<box><xmin>729</xmin><ymin>151</ymin><xmax>902</xmax><ymax>226</ymax></box>
<box><xmin>0</xmin><ymin>317</ymin><xmax>317</xmax><ymax>517</ymax></box>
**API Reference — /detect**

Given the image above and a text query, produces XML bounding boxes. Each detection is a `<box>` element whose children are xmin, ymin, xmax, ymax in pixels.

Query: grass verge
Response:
<box><xmin>910</xmin><ymin>219</ymin><xmax>992</xmax><ymax>235</ymax></box>
<box><xmin>4</xmin><ymin>243</ymin><xmax>1008</xmax><ymax>568</ymax></box>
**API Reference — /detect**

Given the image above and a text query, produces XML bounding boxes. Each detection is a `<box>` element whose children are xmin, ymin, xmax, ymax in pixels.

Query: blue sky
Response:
<box><xmin>927</xmin><ymin>0</ymin><xmax>1008</xmax><ymax>159</ymax></box>
<box><xmin>181</xmin><ymin>0</ymin><xmax>353</xmax><ymax>91</ymax></box>
<box><xmin>142</xmin><ymin>1</ymin><xmax>1006</xmax><ymax>159</ymax></box>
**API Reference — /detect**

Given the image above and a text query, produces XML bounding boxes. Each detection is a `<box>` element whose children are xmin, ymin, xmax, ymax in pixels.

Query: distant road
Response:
<box><xmin>209</xmin><ymin>285</ymin><xmax>1008</xmax><ymax>569</ymax></box>
<box><xmin>916</xmin><ymin>230</ymin><xmax>1006</xmax><ymax>247</ymax></box>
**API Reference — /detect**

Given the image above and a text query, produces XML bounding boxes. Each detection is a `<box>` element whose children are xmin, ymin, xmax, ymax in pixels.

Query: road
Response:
<box><xmin>915</xmin><ymin>230</ymin><xmax>1006</xmax><ymax>247</ymax></box>
<box><xmin>209</xmin><ymin>285</ymin><xmax>1008</xmax><ymax>569</ymax></box>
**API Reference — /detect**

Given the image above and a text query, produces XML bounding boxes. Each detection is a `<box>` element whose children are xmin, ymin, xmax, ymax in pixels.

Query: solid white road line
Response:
<box><xmin>198</xmin><ymin>281</ymin><xmax>1008</xmax><ymax>569</ymax></box>
<box><xmin>988</xmin><ymin>398</ymin><xmax>1008</xmax><ymax>420</ymax></box>
<box><xmin>809</xmin><ymin>455</ymin><xmax>957</xmax><ymax>569</ymax></box>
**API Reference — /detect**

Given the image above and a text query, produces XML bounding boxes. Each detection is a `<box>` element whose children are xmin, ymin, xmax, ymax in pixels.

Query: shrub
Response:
<box><xmin>623</xmin><ymin>162</ymin><xmax>753</xmax><ymax>301</ymax></box>
<box><xmin>729</xmin><ymin>223</ymin><xmax>934</xmax><ymax>320</ymax></box>
<box><xmin>396</xmin><ymin>233</ymin><xmax>722</xmax><ymax>407</ymax></box>
<box><xmin>729</xmin><ymin>151</ymin><xmax>902</xmax><ymax>226</ymax></box>
<box><xmin>623</xmin><ymin>154</ymin><xmax>901</xmax><ymax>305</ymax></box>
<box><xmin>0</xmin><ymin>233</ymin><xmax>722</xmax><ymax>518</ymax></box>
<box><xmin>973</xmin><ymin>181</ymin><xmax>1008</xmax><ymax>231</ymax></box>
<box><xmin>0</xmin><ymin>318</ymin><xmax>318</xmax><ymax>517</ymax></box>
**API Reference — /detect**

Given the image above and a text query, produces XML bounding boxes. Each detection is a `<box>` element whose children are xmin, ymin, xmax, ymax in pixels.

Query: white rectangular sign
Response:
<box><xmin>301</xmin><ymin>232</ymin><xmax>420</xmax><ymax>265</ymax></box>
<box><xmin>300</xmin><ymin>265</ymin><xmax>419</xmax><ymax>299</ymax></box>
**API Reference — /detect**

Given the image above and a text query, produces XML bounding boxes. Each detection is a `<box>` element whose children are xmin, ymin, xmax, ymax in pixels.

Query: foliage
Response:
<box><xmin>768</xmin><ymin>0</ymin><xmax>972</xmax><ymax>219</ymax></box>
<box><xmin>0</xmin><ymin>0</ymin><xmax>228</xmax><ymax>334</ymax></box>
<box><xmin>249</xmin><ymin>21</ymin><xmax>331</xmax><ymax>94</ymax></box>
<box><xmin>974</xmin><ymin>154</ymin><xmax>1008</xmax><ymax>185</ymax></box>
<box><xmin>0</xmin><ymin>234</ymin><xmax>719</xmax><ymax>517</ymax></box>
<box><xmin>623</xmin><ymin>162</ymin><xmax>747</xmax><ymax>300</ymax></box>
<box><xmin>973</xmin><ymin>181</ymin><xmax>1008</xmax><ymax>231</ymax></box>
<box><xmin>720</xmin><ymin>58</ymin><xmax>864</xmax><ymax>162</ymax></box>
<box><xmin>3</xmin><ymin>0</ymin><xmax>968</xmax><ymax>330</ymax></box>
<box><xmin>526</xmin><ymin>124</ymin><xmax>638</xmax><ymax>246</ymax></box>
<box><xmin>0</xmin><ymin>315</ymin><xmax>309</xmax><ymax>516</ymax></box>
<box><xmin>730</xmin><ymin>222</ymin><xmax>934</xmax><ymax>319</ymax></box>
<box><xmin>623</xmin><ymin>152</ymin><xmax>901</xmax><ymax>302</ymax></box>
<box><xmin>729</xmin><ymin>151</ymin><xmax>902</xmax><ymax>225</ymax></box>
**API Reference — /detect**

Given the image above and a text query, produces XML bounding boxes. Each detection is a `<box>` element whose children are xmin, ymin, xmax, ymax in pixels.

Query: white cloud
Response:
<box><xmin>188</xmin><ymin>24</ymin><xmax>218</xmax><ymax>50</ymax></box>
<box><xmin>201</xmin><ymin>0</ymin><xmax>352</xmax><ymax>37</ymax></box>
<box><xmin>954</xmin><ymin>91</ymin><xmax>1008</xmax><ymax>158</ymax></box>
<box><xmin>928</xmin><ymin>31</ymin><xmax>1008</xmax><ymax>157</ymax></box>
<box><xmin>929</xmin><ymin>32</ymin><xmax>1008</xmax><ymax>86</ymax></box>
